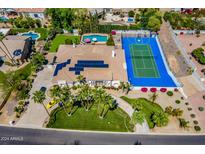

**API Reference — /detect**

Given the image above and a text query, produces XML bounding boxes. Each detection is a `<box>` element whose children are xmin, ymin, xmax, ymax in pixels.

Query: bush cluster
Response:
<box><xmin>194</xmin><ymin>126</ymin><xmax>201</xmax><ymax>132</ymax></box>
<box><xmin>192</xmin><ymin>48</ymin><xmax>205</xmax><ymax>64</ymax></box>
<box><xmin>175</xmin><ymin>100</ymin><xmax>181</xmax><ymax>104</ymax></box>
<box><xmin>167</xmin><ymin>91</ymin><xmax>173</xmax><ymax>96</ymax></box>
<box><xmin>106</xmin><ymin>35</ymin><xmax>115</xmax><ymax>46</ymax></box>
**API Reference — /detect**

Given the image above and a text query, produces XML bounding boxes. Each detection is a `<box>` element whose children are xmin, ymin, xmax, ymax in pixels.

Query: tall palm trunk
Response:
<box><xmin>42</xmin><ymin>102</ymin><xmax>50</xmax><ymax>117</ymax></box>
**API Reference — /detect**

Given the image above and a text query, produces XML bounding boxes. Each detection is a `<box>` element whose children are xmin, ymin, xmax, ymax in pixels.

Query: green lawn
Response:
<box><xmin>49</xmin><ymin>35</ymin><xmax>81</xmax><ymax>52</ymax></box>
<box><xmin>47</xmin><ymin>106</ymin><xmax>134</xmax><ymax>132</ymax></box>
<box><xmin>121</xmin><ymin>96</ymin><xmax>164</xmax><ymax>128</ymax></box>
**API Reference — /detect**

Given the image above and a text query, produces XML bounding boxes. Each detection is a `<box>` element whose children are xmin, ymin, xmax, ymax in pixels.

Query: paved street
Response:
<box><xmin>0</xmin><ymin>126</ymin><xmax>205</xmax><ymax>145</ymax></box>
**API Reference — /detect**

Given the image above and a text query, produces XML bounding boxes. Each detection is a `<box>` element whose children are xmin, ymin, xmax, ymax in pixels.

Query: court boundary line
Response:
<box><xmin>129</xmin><ymin>44</ymin><xmax>160</xmax><ymax>78</ymax></box>
<box><xmin>145</xmin><ymin>45</ymin><xmax>160</xmax><ymax>78</ymax></box>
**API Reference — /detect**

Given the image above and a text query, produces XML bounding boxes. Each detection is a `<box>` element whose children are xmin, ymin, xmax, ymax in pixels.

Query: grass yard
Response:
<box><xmin>47</xmin><ymin>106</ymin><xmax>134</xmax><ymax>132</ymax></box>
<box><xmin>49</xmin><ymin>35</ymin><xmax>81</xmax><ymax>52</ymax></box>
<box><xmin>121</xmin><ymin>96</ymin><xmax>164</xmax><ymax>128</ymax></box>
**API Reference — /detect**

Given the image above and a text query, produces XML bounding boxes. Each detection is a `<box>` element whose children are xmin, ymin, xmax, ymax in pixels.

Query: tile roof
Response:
<box><xmin>15</xmin><ymin>8</ymin><xmax>45</xmax><ymax>13</ymax></box>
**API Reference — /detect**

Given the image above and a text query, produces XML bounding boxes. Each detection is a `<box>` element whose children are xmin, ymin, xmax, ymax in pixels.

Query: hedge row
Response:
<box><xmin>98</xmin><ymin>24</ymin><xmax>141</xmax><ymax>34</ymax></box>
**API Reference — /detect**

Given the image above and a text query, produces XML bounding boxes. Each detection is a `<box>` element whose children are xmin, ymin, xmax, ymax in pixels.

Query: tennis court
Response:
<box><xmin>129</xmin><ymin>44</ymin><xmax>160</xmax><ymax>78</ymax></box>
<box><xmin>122</xmin><ymin>36</ymin><xmax>179</xmax><ymax>87</ymax></box>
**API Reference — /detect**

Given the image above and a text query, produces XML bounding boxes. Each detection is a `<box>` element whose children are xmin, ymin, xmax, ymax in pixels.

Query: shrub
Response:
<box><xmin>0</xmin><ymin>112</ymin><xmax>2</xmax><ymax>115</ymax></box>
<box><xmin>167</xmin><ymin>91</ymin><xmax>173</xmax><ymax>96</ymax></box>
<box><xmin>175</xmin><ymin>100</ymin><xmax>181</xmax><ymax>104</ymax></box>
<box><xmin>194</xmin><ymin>126</ymin><xmax>201</xmax><ymax>132</ymax></box>
<box><xmin>190</xmin><ymin>114</ymin><xmax>196</xmax><ymax>118</ymax></box>
<box><xmin>192</xmin><ymin>48</ymin><xmax>205</xmax><ymax>65</ymax></box>
<box><xmin>65</xmin><ymin>39</ymin><xmax>73</xmax><ymax>45</ymax></box>
<box><xmin>165</xmin><ymin>106</ymin><xmax>173</xmax><ymax>115</ymax></box>
<box><xmin>106</xmin><ymin>35</ymin><xmax>115</xmax><ymax>46</ymax></box>
<box><xmin>178</xmin><ymin>118</ymin><xmax>190</xmax><ymax>129</ymax></box>
<box><xmin>203</xmin><ymin>95</ymin><xmax>205</xmax><ymax>100</ymax></box>
<box><xmin>185</xmin><ymin>102</ymin><xmax>189</xmax><ymax>105</ymax></box>
<box><xmin>193</xmin><ymin>120</ymin><xmax>199</xmax><ymax>125</ymax></box>
<box><xmin>187</xmin><ymin>107</ymin><xmax>192</xmax><ymax>111</ymax></box>
<box><xmin>172</xmin><ymin>108</ymin><xmax>183</xmax><ymax>117</ymax></box>
<box><xmin>198</xmin><ymin>107</ymin><xmax>204</xmax><ymax>111</ymax></box>
<box><xmin>128</xmin><ymin>10</ymin><xmax>135</xmax><ymax>17</ymax></box>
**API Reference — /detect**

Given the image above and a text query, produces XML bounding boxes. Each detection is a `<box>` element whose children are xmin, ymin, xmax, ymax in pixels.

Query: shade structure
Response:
<box><xmin>85</xmin><ymin>38</ymin><xmax>91</xmax><ymax>43</ymax></box>
<box><xmin>150</xmin><ymin>88</ymin><xmax>157</xmax><ymax>93</ymax></box>
<box><xmin>160</xmin><ymin>88</ymin><xmax>167</xmax><ymax>92</ymax></box>
<box><xmin>92</xmin><ymin>37</ymin><xmax>97</xmax><ymax>42</ymax></box>
<box><xmin>141</xmin><ymin>87</ymin><xmax>148</xmax><ymax>92</ymax></box>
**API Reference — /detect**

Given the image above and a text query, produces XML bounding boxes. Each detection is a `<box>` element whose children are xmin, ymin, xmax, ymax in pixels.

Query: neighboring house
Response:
<box><xmin>88</xmin><ymin>8</ymin><xmax>110</xmax><ymax>16</ymax></box>
<box><xmin>14</xmin><ymin>8</ymin><xmax>46</xmax><ymax>20</ymax></box>
<box><xmin>0</xmin><ymin>28</ymin><xmax>10</xmax><ymax>36</ymax></box>
<box><xmin>0</xmin><ymin>35</ymin><xmax>32</xmax><ymax>65</ymax></box>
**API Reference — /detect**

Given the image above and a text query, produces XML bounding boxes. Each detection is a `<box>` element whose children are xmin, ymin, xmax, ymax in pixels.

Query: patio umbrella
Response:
<box><xmin>85</xmin><ymin>38</ymin><xmax>91</xmax><ymax>43</ymax></box>
<box><xmin>92</xmin><ymin>38</ymin><xmax>97</xmax><ymax>42</ymax></box>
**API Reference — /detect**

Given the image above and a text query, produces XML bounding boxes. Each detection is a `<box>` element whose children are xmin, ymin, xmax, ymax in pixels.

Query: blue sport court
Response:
<box><xmin>122</xmin><ymin>36</ymin><xmax>178</xmax><ymax>87</ymax></box>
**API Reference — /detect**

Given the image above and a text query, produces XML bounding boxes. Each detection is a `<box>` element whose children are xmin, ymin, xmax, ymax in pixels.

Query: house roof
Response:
<box><xmin>0</xmin><ymin>36</ymin><xmax>27</xmax><ymax>59</ymax></box>
<box><xmin>5</xmin><ymin>35</ymin><xmax>30</xmax><ymax>40</ymax></box>
<box><xmin>15</xmin><ymin>8</ymin><xmax>45</xmax><ymax>13</ymax></box>
<box><xmin>52</xmin><ymin>45</ymin><xmax>128</xmax><ymax>83</ymax></box>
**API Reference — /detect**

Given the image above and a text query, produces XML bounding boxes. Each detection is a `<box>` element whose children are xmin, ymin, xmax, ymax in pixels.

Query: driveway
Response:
<box><xmin>16</xmin><ymin>66</ymin><xmax>54</xmax><ymax>128</ymax></box>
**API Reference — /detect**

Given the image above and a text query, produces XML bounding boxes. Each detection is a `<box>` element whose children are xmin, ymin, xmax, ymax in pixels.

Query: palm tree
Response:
<box><xmin>99</xmin><ymin>94</ymin><xmax>115</xmax><ymax>118</ymax></box>
<box><xmin>32</xmin><ymin>90</ymin><xmax>50</xmax><ymax>117</ymax></box>
<box><xmin>125</xmin><ymin>82</ymin><xmax>132</xmax><ymax>94</ymax></box>
<box><xmin>60</xmin><ymin>86</ymin><xmax>75</xmax><ymax>116</ymax></box>
<box><xmin>92</xmin><ymin>87</ymin><xmax>106</xmax><ymax>116</ymax></box>
<box><xmin>77</xmin><ymin>84</ymin><xmax>93</xmax><ymax>111</ymax></box>
<box><xmin>76</xmin><ymin>75</ymin><xmax>86</xmax><ymax>85</ymax></box>
<box><xmin>49</xmin><ymin>85</ymin><xmax>62</xmax><ymax>102</ymax></box>
<box><xmin>120</xmin><ymin>82</ymin><xmax>126</xmax><ymax>93</ymax></box>
<box><xmin>132</xmin><ymin>111</ymin><xmax>145</xmax><ymax>125</ymax></box>
<box><xmin>149</xmin><ymin>92</ymin><xmax>158</xmax><ymax>103</ymax></box>
<box><xmin>152</xmin><ymin>111</ymin><xmax>169</xmax><ymax>127</ymax></box>
<box><xmin>178</xmin><ymin>118</ymin><xmax>190</xmax><ymax>129</ymax></box>
<box><xmin>31</xmin><ymin>52</ymin><xmax>46</xmax><ymax>71</ymax></box>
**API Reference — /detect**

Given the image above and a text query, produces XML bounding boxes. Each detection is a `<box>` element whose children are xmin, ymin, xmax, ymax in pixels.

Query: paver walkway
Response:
<box><xmin>113</xmin><ymin>96</ymin><xmax>150</xmax><ymax>133</ymax></box>
<box><xmin>16</xmin><ymin>66</ymin><xmax>54</xmax><ymax>128</ymax></box>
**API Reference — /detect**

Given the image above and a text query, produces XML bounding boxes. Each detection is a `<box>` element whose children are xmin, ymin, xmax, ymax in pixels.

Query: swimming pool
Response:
<box><xmin>82</xmin><ymin>34</ymin><xmax>108</xmax><ymax>43</ymax></box>
<box><xmin>122</xmin><ymin>36</ymin><xmax>179</xmax><ymax>87</ymax></box>
<box><xmin>0</xmin><ymin>16</ymin><xmax>8</xmax><ymax>22</ymax></box>
<box><xmin>20</xmin><ymin>31</ymin><xmax>40</xmax><ymax>40</ymax></box>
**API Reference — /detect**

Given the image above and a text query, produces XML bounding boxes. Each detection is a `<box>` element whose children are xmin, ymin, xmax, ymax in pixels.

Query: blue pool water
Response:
<box><xmin>122</xmin><ymin>36</ymin><xmax>179</xmax><ymax>87</ymax></box>
<box><xmin>20</xmin><ymin>31</ymin><xmax>40</xmax><ymax>40</ymax></box>
<box><xmin>0</xmin><ymin>16</ymin><xmax>8</xmax><ymax>22</ymax></box>
<box><xmin>83</xmin><ymin>34</ymin><xmax>108</xmax><ymax>43</ymax></box>
<box><xmin>127</xmin><ymin>17</ymin><xmax>134</xmax><ymax>23</ymax></box>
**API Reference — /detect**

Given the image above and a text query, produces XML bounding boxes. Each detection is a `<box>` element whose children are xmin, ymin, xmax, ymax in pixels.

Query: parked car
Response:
<box><xmin>40</xmin><ymin>86</ymin><xmax>47</xmax><ymax>93</ymax></box>
<box><xmin>46</xmin><ymin>100</ymin><xmax>57</xmax><ymax>109</ymax></box>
